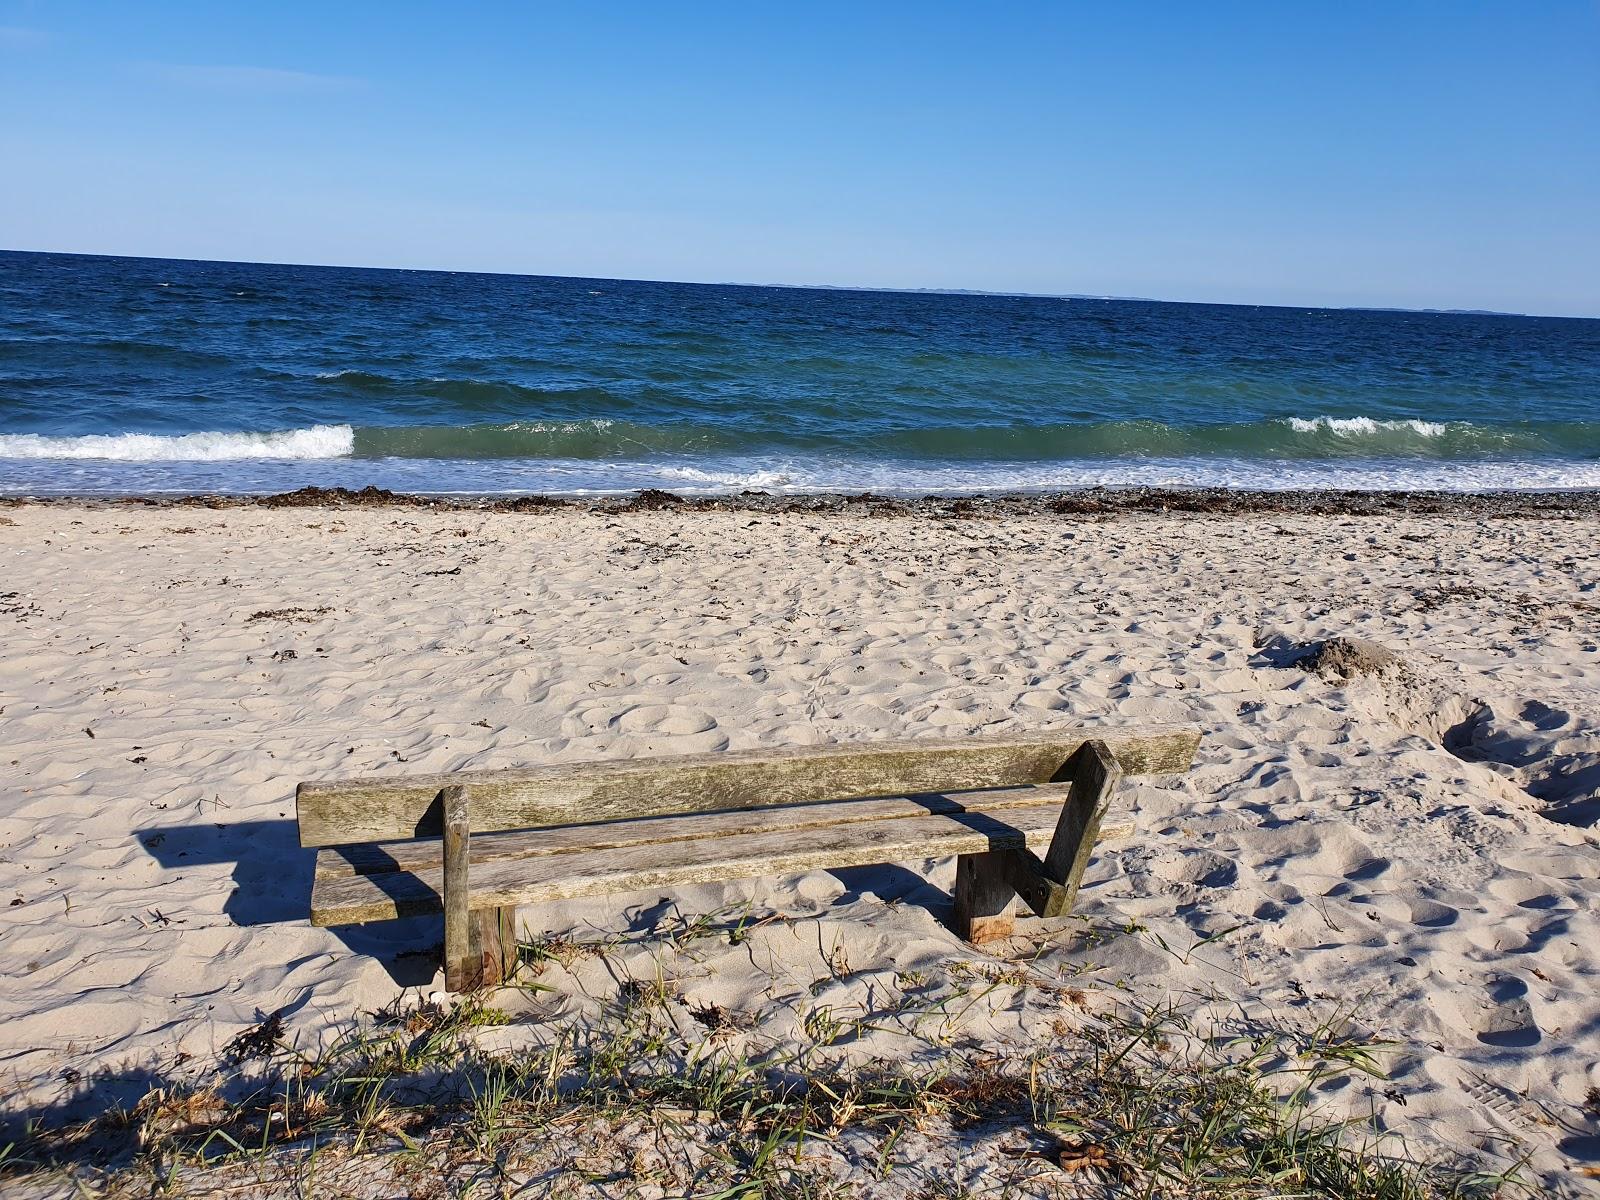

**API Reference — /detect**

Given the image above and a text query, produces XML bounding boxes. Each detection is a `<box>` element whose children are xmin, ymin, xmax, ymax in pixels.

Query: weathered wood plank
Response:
<box><xmin>441</xmin><ymin>786</ymin><xmax>473</xmax><ymax>992</ymax></box>
<box><xmin>998</xmin><ymin>848</ymin><xmax>1066</xmax><ymax>918</ymax></box>
<box><xmin>317</xmin><ymin>783</ymin><xmax>1089</xmax><ymax>881</ymax></box>
<box><xmin>310</xmin><ymin>796</ymin><xmax>1130</xmax><ymax>927</ymax></box>
<box><xmin>467</xmin><ymin>905</ymin><xmax>518</xmax><ymax>991</ymax></box>
<box><xmin>953</xmin><ymin>852</ymin><xmax>1017</xmax><ymax>943</ymax></box>
<box><xmin>315</xmin><ymin>793</ymin><xmax>1136</xmax><ymax>892</ymax></box>
<box><xmin>296</xmin><ymin>725</ymin><xmax>1199</xmax><ymax>847</ymax></box>
<box><xmin>1041</xmin><ymin>740</ymin><xmax>1121</xmax><ymax>919</ymax></box>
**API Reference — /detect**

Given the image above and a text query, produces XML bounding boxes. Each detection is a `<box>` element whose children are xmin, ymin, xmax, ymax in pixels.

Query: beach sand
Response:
<box><xmin>2</xmin><ymin>499</ymin><xmax>1599</xmax><ymax>1191</ymax></box>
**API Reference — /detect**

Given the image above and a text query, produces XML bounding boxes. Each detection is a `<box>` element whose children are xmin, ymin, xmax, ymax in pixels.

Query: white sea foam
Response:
<box><xmin>1286</xmin><ymin>415</ymin><xmax>1448</xmax><ymax>436</ymax></box>
<box><xmin>658</xmin><ymin>463</ymin><xmax>795</xmax><ymax>488</ymax></box>
<box><xmin>0</xmin><ymin>425</ymin><xmax>355</xmax><ymax>461</ymax></box>
<box><xmin>630</xmin><ymin>456</ymin><xmax>1600</xmax><ymax>495</ymax></box>
<box><xmin>3</xmin><ymin>450</ymin><xmax>1598</xmax><ymax>497</ymax></box>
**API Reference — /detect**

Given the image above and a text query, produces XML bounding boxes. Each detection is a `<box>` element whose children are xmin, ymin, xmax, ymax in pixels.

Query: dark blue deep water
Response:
<box><xmin>3</xmin><ymin>250</ymin><xmax>1598</xmax><ymax>494</ymax></box>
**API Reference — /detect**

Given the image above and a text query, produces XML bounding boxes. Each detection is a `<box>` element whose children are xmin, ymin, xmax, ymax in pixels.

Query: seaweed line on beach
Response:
<box><xmin>4</xmin><ymin>484</ymin><xmax>1600</xmax><ymax>521</ymax></box>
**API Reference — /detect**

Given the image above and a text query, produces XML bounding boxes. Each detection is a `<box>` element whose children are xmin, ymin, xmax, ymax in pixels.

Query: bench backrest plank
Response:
<box><xmin>296</xmin><ymin>725</ymin><xmax>1199</xmax><ymax>848</ymax></box>
<box><xmin>310</xmin><ymin>791</ymin><xmax>1127</xmax><ymax>926</ymax></box>
<box><xmin>316</xmin><ymin>782</ymin><xmax>1118</xmax><ymax>880</ymax></box>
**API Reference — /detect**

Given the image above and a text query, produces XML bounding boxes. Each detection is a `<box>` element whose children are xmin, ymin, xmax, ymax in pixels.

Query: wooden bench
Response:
<box><xmin>299</xmin><ymin>725</ymin><xmax>1199</xmax><ymax>991</ymax></box>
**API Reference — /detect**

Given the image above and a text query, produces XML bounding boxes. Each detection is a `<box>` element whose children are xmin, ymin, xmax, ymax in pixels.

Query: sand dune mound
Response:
<box><xmin>1296</xmin><ymin>634</ymin><xmax>1403</xmax><ymax>679</ymax></box>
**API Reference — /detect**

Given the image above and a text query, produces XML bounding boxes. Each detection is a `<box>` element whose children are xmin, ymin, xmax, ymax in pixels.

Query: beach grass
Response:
<box><xmin>2</xmin><ymin>965</ymin><xmax>1526</xmax><ymax>1200</ymax></box>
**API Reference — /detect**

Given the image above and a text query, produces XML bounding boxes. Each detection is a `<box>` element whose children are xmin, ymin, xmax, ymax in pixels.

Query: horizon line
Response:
<box><xmin>4</xmin><ymin>244</ymin><xmax>1594</xmax><ymax>322</ymax></box>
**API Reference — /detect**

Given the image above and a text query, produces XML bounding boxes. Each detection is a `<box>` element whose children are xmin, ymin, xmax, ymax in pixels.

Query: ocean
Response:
<box><xmin>3</xmin><ymin>250</ymin><xmax>1598</xmax><ymax>496</ymax></box>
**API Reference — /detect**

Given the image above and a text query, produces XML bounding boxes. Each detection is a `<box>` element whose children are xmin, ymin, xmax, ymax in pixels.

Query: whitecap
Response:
<box><xmin>1286</xmin><ymin>415</ymin><xmax>1447</xmax><ymax>436</ymax></box>
<box><xmin>0</xmin><ymin>425</ymin><xmax>355</xmax><ymax>462</ymax></box>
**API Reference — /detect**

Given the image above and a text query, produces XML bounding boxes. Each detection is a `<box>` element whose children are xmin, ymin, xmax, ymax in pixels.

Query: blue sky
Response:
<box><xmin>3</xmin><ymin>2</ymin><xmax>1598</xmax><ymax>315</ymax></box>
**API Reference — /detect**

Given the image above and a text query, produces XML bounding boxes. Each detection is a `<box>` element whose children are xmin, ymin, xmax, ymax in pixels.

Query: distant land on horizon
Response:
<box><xmin>785</xmin><ymin>282</ymin><xmax>1537</xmax><ymax>318</ymax></box>
<box><xmin>0</xmin><ymin>247</ymin><xmax>1564</xmax><ymax>320</ymax></box>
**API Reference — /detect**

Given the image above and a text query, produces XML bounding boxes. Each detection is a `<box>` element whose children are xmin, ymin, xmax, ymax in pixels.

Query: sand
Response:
<box><xmin>2</xmin><ymin>500</ymin><xmax>1599</xmax><ymax>1190</ymax></box>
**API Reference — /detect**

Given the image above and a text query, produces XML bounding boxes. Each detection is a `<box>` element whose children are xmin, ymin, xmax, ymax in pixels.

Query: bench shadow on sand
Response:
<box><xmin>132</xmin><ymin>803</ymin><xmax>999</xmax><ymax>993</ymax></box>
<box><xmin>135</xmin><ymin>817</ymin><xmax>441</xmax><ymax>988</ymax></box>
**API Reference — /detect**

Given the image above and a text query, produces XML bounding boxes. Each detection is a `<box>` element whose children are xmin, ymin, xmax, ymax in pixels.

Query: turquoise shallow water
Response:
<box><xmin>2</xmin><ymin>250</ymin><xmax>1598</xmax><ymax>494</ymax></box>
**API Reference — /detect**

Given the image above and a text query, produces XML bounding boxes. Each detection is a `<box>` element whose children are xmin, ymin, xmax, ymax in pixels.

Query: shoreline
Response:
<box><xmin>4</xmin><ymin>482</ymin><xmax>1600</xmax><ymax>518</ymax></box>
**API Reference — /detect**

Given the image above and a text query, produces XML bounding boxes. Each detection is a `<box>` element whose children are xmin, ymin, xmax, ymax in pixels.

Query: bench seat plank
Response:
<box><xmin>315</xmin><ymin>783</ymin><xmax>1107</xmax><ymax>881</ymax></box>
<box><xmin>309</xmin><ymin>791</ymin><xmax>1135</xmax><ymax>927</ymax></box>
<box><xmin>296</xmin><ymin>725</ymin><xmax>1199</xmax><ymax>847</ymax></box>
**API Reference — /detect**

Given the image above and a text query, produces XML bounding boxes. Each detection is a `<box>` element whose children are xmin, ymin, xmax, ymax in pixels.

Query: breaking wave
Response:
<box><xmin>4</xmin><ymin>415</ymin><xmax>1597</xmax><ymax>463</ymax></box>
<box><xmin>0</xmin><ymin>425</ymin><xmax>355</xmax><ymax>461</ymax></box>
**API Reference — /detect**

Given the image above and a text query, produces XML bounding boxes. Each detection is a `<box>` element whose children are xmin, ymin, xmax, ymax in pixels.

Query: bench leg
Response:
<box><xmin>954</xmin><ymin>851</ymin><xmax>1016</xmax><ymax>944</ymax></box>
<box><xmin>442</xmin><ymin>786</ymin><xmax>521</xmax><ymax>992</ymax></box>
<box><xmin>446</xmin><ymin>906</ymin><xmax>518</xmax><ymax>993</ymax></box>
<box><xmin>442</xmin><ymin>786</ymin><xmax>474</xmax><ymax>991</ymax></box>
<box><xmin>470</xmin><ymin>906</ymin><xmax>519</xmax><ymax>989</ymax></box>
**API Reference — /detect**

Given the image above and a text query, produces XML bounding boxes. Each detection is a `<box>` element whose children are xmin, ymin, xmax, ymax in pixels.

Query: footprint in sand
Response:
<box><xmin>1485</xmin><ymin>874</ymin><xmax>1564</xmax><ymax>909</ymax></box>
<box><xmin>1406</xmin><ymin>898</ymin><xmax>1459</xmax><ymax>928</ymax></box>
<box><xmin>613</xmin><ymin>704</ymin><xmax>717</xmax><ymax>736</ymax></box>
<box><xmin>1150</xmin><ymin>849</ymin><xmax>1239</xmax><ymax>889</ymax></box>
<box><xmin>558</xmin><ymin>701</ymin><xmax>722</xmax><ymax>746</ymax></box>
<box><xmin>1015</xmin><ymin>690</ymin><xmax>1069</xmax><ymax>711</ymax></box>
<box><xmin>1519</xmin><ymin>699</ymin><xmax>1571</xmax><ymax>731</ymax></box>
<box><xmin>1480</xmin><ymin>977</ymin><xmax>1542</xmax><ymax>1047</ymax></box>
<box><xmin>1344</xmin><ymin>854</ymin><xmax>1392</xmax><ymax>882</ymax></box>
<box><xmin>1441</xmin><ymin>976</ymin><xmax>1542</xmax><ymax>1048</ymax></box>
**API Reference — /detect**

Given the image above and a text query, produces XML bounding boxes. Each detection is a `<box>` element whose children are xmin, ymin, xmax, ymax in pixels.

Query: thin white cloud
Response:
<box><xmin>0</xmin><ymin>25</ymin><xmax>51</xmax><ymax>48</ymax></box>
<box><xmin>147</xmin><ymin>63</ymin><xmax>361</xmax><ymax>93</ymax></box>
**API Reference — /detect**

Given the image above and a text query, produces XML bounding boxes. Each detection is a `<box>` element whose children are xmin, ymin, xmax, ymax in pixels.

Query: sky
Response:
<box><xmin>2</xmin><ymin>2</ymin><xmax>1598</xmax><ymax>315</ymax></box>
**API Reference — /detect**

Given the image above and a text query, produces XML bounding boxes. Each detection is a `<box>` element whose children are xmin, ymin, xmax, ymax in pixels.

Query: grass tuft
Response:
<box><xmin>0</xmin><ymin>992</ymin><xmax>1528</xmax><ymax>1197</ymax></box>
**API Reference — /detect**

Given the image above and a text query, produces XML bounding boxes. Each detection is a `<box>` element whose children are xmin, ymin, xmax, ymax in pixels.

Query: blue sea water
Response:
<box><xmin>2</xmin><ymin>250</ymin><xmax>1599</xmax><ymax>495</ymax></box>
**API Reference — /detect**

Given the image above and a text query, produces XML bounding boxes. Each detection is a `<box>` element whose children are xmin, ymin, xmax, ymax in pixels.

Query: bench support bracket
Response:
<box><xmin>952</xmin><ymin>739</ymin><xmax>1122</xmax><ymax>942</ymax></box>
<box><xmin>1038</xmin><ymin>738</ymin><xmax>1121</xmax><ymax>917</ymax></box>
<box><xmin>442</xmin><ymin>785</ymin><xmax>519</xmax><ymax>991</ymax></box>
